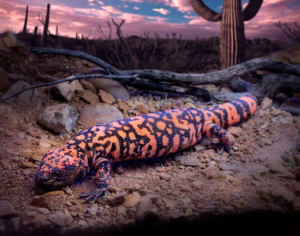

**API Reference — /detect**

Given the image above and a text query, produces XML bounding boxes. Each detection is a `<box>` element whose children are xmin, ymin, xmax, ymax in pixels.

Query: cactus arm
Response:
<box><xmin>189</xmin><ymin>0</ymin><xmax>221</xmax><ymax>22</ymax></box>
<box><xmin>243</xmin><ymin>0</ymin><xmax>263</xmax><ymax>21</ymax></box>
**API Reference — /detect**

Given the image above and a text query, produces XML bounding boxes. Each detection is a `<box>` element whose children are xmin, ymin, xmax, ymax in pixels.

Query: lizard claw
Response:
<box><xmin>80</xmin><ymin>188</ymin><xmax>108</xmax><ymax>203</ymax></box>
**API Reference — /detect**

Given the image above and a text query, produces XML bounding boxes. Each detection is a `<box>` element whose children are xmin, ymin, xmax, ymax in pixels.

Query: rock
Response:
<box><xmin>218</xmin><ymin>163</ymin><xmax>240</xmax><ymax>174</ymax></box>
<box><xmin>0</xmin><ymin>200</ymin><xmax>17</xmax><ymax>219</ymax></box>
<box><xmin>123</xmin><ymin>192</ymin><xmax>141</xmax><ymax>208</ymax></box>
<box><xmin>228</xmin><ymin>126</ymin><xmax>243</xmax><ymax>137</ymax></box>
<box><xmin>78</xmin><ymin>220</ymin><xmax>87</xmax><ymax>227</ymax></box>
<box><xmin>174</xmin><ymin>155</ymin><xmax>200</xmax><ymax>167</ymax></box>
<box><xmin>48</xmin><ymin>209</ymin><xmax>73</xmax><ymax>227</ymax></box>
<box><xmin>37</xmin><ymin>208</ymin><xmax>50</xmax><ymax>215</ymax></box>
<box><xmin>135</xmin><ymin>104</ymin><xmax>149</xmax><ymax>114</ymax></box>
<box><xmin>106</xmin><ymin>194</ymin><xmax>126</xmax><ymax>207</ymax></box>
<box><xmin>159</xmin><ymin>173</ymin><xmax>171</xmax><ymax>181</ymax></box>
<box><xmin>266</xmin><ymin>160</ymin><xmax>290</xmax><ymax>174</ymax></box>
<box><xmin>135</xmin><ymin>194</ymin><xmax>159</xmax><ymax>223</ymax></box>
<box><xmin>270</xmin><ymin>108</ymin><xmax>281</xmax><ymax>116</ymax></box>
<box><xmin>163</xmin><ymin>198</ymin><xmax>175</xmax><ymax>209</ymax></box>
<box><xmin>79</xmin><ymin>103</ymin><xmax>123</xmax><ymax>129</ymax></box>
<box><xmin>293</xmin><ymin>182</ymin><xmax>300</xmax><ymax>196</ymax></box>
<box><xmin>98</xmin><ymin>89</ymin><xmax>115</xmax><ymax>104</ymax></box>
<box><xmin>0</xmin><ymin>74</ymin><xmax>12</xmax><ymax>92</ymax></box>
<box><xmin>0</xmin><ymin>160</ymin><xmax>11</xmax><ymax>170</ymax></box>
<box><xmin>31</xmin><ymin>191</ymin><xmax>66</xmax><ymax>211</ymax></box>
<box><xmin>117</xmin><ymin>205</ymin><xmax>127</xmax><ymax>216</ymax></box>
<box><xmin>3</xmin><ymin>81</ymin><xmax>41</xmax><ymax>109</ymax></box>
<box><xmin>38</xmin><ymin>104</ymin><xmax>79</xmax><ymax>133</ymax></box>
<box><xmin>192</xmin><ymin>180</ymin><xmax>203</xmax><ymax>190</ymax></box>
<box><xmin>6</xmin><ymin>73</ymin><xmax>27</xmax><ymax>82</ymax></box>
<box><xmin>202</xmin><ymin>149</ymin><xmax>216</xmax><ymax>159</ymax></box>
<box><xmin>79</xmin><ymin>80</ymin><xmax>97</xmax><ymax>93</ymax></box>
<box><xmin>53</xmin><ymin>79</ymin><xmax>83</xmax><ymax>102</ymax></box>
<box><xmin>77</xmin><ymin>89</ymin><xmax>100</xmax><ymax>104</ymax></box>
<box><xmin>5</xmin><ymin>217</ymin><xmax>20</xmax><ymax>235</ymax></box>
<box><xmin>180</xmin><ymin>184</ymin><xmax>193</xmax><ymax>192</ymax></box>
<box><xmin>280</xmin><ymin>99</ymin><xmax>300</xmax><ymax>116</ymax></box>
<box><xmin>260</xmin><ymin>97</ymin><xmax>273</xmax><ymax>110</ymax></box>
<box><xmin>86</xmin><ymin>67</ymin><xmax>130</xmax><ymax>101</ymax></box>
<box><xmin>86</xmin><ymin>203</ymin><xmax>98</xmax><ymax>216</ymax></box>
<box><xmin>202</xmin><ymin>166</ymin><xmax>220</xmax><ymax>179</ymax></box>
<box><xmin>271</xmin><ymin>187</ymin><xmax>295</xmax><ymax>207</ymax></box>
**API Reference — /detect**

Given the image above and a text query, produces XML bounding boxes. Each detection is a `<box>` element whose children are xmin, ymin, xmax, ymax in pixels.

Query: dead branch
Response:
<box><xmin>1</xmin><ymin>47</ymin><xmax>296</xmax><ymax>104</ymax></box>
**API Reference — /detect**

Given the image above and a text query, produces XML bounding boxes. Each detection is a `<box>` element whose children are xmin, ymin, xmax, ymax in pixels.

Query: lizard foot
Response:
<box><xmin>208</xmin><ymin>143</ymin><xmax>233</xmax><ymax>156</ymax></box>
<box><xmin>80</xmin><ymin>188</ymin><xmax>108</xmax><ymax>203</ymax></box>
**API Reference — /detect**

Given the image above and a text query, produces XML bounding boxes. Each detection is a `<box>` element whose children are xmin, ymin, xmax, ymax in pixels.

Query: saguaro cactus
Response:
<box><xmin>22</xmin><ymin>6</ymin><xmax>28</xmax><ymax>34</ymax></box>
<box><xmin>189</xmin><ymin>0</ymin><xmax>263</xmax><ymax>69</ymax></box>
<box><xmin>42</xmin><ymin>3</ymin><xmax>50</xmax><ymax>44</ymax></box>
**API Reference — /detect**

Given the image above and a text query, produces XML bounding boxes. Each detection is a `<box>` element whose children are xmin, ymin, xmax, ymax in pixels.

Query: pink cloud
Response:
<box><xmin>153</xmin><ymin>8</ymin><xmax>170</xmax><ymax>15</ymax></box>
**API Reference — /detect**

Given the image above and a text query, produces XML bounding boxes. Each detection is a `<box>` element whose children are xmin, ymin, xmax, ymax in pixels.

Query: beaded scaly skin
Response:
<box><xmin>35</xmin><ymin>95</ymin><xmax>258</xmax><ymax>202</ymax></box>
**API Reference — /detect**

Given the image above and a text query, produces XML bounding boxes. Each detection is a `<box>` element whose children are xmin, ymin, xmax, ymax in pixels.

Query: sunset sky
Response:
<box><xmin>0</xmin><ymin>0</ymin><xmax>299</xmax><ymax>40</ymax></box>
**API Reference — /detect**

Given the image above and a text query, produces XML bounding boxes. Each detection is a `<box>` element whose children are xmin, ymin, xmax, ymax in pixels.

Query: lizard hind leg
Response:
<box><xmin>80</xmin><ymin>158</ymin><xmax>112</xmax><ymax>203</ymax></box>
<box><xmin>204</xmin><ymin>123</ymin><xmax>232</xmax><ymax>155</ymax></box>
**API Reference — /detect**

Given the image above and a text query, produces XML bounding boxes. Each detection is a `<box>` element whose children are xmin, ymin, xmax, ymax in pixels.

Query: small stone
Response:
<box><xmin>117</xmin><ymin>205</ymin><xmax>127</xmax><ymax>216</ymax></box>
<box><xmin>163</xmin><ymin>198</ymin><xmax>175</xmax><ymax>209</ymax></box>
<box><xmin>22</xmin><ymin>161</ymin><xmax>34</xmax><ymax>168</ymax></box>
<box><xmin>64</xmin><ymin>186</ymin><xmax>73</xmax><ymax>195</ymax></box>
<box><xmin>218</xmin><ymin>163</ymin><xmax>240</xmax><ymax>174</ymax></box>
<box><xmin>271</xmin><ymin>108</ymin><xmax>281</xmax><ymax>116</ymax></box>
<box><xmin>86</xmin><ymin>203</ymin><xmax>98</xmax><ymax>216</ymax></box>
<box><xmin>123</xmin><ymin>192</ymin><xmax>141</xmax><ymax>208</ymax></box>
<box><xmin>261</xmin><ymin>138</ymin><xmax>272</xmax><ymax>145</ymax></box>
<box><xmin>98</xmin><ymin>89</ymin><xmax>115</xmax><ymax>104</ymax></box>
<box><xmin>78</xmin><ymin>220</ymin><xmax>87</xmax><ymax>227</ymax></box>
<box><xmin>202</xmin><ymin>149</ymin><xmax>216</xmax><ymax>159</ymax></box>
<box><xmin>135</xmin><ymin>104</ymin><xmax>149</xmax><ymax>114</ymax></box>
<box><xmin>37</xmin><ymin>208</ymin><xmax>50</xmax><ymax>215</ymax></box>
<box><xmin>39</xmin><ymin>140</ymin><xmax>51</xmax><ymax>148</ymax></box>
<box><xmin>38</xmin><ymin>104</ymin><xmax>79</xmax><ymax>133</ymax></box>
<box><xmin>53</xmin><ymin>79</ymin><xmax>83</xmax><ymax>102</ymax></box>
<box><xmin>228</xmin><ymin>126</ymin><xmax>243</xmax><ymax>137</ymax></box>
<box><xmin>0</xmin><ymin>200</ymin><xmax>17</xmax><ymax>219</ymax></box>
<box><xmin>77</xmin><ymin>89</ymin><xmax>100</xmax><ymax>104</ymax></box>
<box><xmin>271</xmin><ymin>187</ymin><xmax>295</xmax><ymax>207</ymax></box>
<box><xmin>175</xmin><ymin>155</ymin><xmax>200</xmax><ymax>167</ymax></box>
<box><xmin>180</xmin><ymin>184</ymin><xmax>193</xmax><ymax>192</ymax></box>
<box><xmin>181</xmin><ymin>198</ymin><xmax>191</xmax><ymax>204</ymax></box>
<box><xmin>261</xmin><ymin>97</ymin><xmax>273</xmax><ymax>110</ymax></box>
<box><xmin>294</xmin><ymin>182</ymin><xmax>300</xmax><ymax>196</ymax></box>
<box><xmin>25</xmin><ymin>211</ymin><xmax>36</xmax><ymax>218</ymax></box>
<box><xmin>48</xmin><ymin>210</ymin><xmax>73</xmax><ymax>227</ymax></box>
<box><xmin>192</xmin><ymin>180</ymin><xmax>203</xmax><ymax>190</ymax></box>
<box><xmin>202</xmin><ymin>166</ymin><xmax>220</xmax><ymax>179</ymax></box>
<box><xmin>106</xmin><ymin>194</ymin><xmax>126</xmax><ymax>207</ymax></box>
<box><xmin>159</xmin><ymin>173</ymin><xmax>171</xmax><ymax>181</ymax></box>
<box><xmin>31</xmin><ymin>191</ymin><xmax>66</xmax><ymax>211</ymax></box>
<box><xmin>0</xmin><ymin>160</ymin><xmax>11</xmax><ymax>170</ymax></box>
<box><xmin>135</xmin><ymin>194</ymin><xmax>159</xmax><ymax>223</ymax></box>
<box><xmin>266</xmin><ymin>160</ymin><xmax>290</xmax><ymax>174</ymax></box>
<box><xmin>30</xmin><ymin>155</ymin><xmax>43</xmax><ymax>162</ymax></box>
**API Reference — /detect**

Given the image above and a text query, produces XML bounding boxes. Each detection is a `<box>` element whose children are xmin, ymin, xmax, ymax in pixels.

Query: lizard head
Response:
<box><xmin>35</xmin><ymin>149</ymin><xmax>84</xmax><ymax>190</ymax></box>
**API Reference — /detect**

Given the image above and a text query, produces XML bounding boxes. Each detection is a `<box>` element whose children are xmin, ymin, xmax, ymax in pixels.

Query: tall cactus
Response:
<box><xmin>42</xmin><ymin>3</ymin><xmax>50</xmax><ymax>45</ymax></box>
<box><xmin>189</xmin><ymin>0</ymin><xmax>263</xmax><ymax>69</ymax></box>
<box><xmin>22</xmin><ymin>6</ymin><xmax>28</xmax><ymax>35</ymax></box>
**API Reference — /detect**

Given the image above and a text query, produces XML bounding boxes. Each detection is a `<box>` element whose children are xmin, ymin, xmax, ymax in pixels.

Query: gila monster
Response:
<box><xmin>35</xmin><ymin>95</ymin><xmax>258</xmax><ymax>202</ymax></box>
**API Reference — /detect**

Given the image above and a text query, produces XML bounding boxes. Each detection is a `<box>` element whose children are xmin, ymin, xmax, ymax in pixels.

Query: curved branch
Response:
<box><xmin>29</xmin><ymin>47</ymin><xmax>120</xmax><ymax>75</ymax></box>
<box><xmin>189</xmin><ymin>0</ymin><xmax>221</xmax><ymax>22</ymax></box>
<box><xmin>243</xmin><ymin>0</ymin><xmax>263</xmax><ymax>21</ymax></box>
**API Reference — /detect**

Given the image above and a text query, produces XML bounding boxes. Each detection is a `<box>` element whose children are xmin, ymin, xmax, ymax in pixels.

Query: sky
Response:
<box><xmin>0</xmin><ymin>0</ymin><xmax>299</xmax><ymax>40</ymax></box>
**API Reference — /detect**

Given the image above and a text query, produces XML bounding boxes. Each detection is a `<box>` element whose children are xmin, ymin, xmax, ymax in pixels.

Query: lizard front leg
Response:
<box><xmin>204</xmin><ymin>123</ymin><xmax>232</xmax><ymax>155</ymax></box>
<box><xmin>80</xmin><ymin>158</ymin><xmax>112</xmax><ymax>203</ymax></box>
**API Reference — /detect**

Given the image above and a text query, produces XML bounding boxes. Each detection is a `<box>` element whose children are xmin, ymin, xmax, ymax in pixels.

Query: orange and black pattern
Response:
<box><xmin>35</xmin><ymin>95</ymin><xmax>257</xmax><ymax>202</ymax></box>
